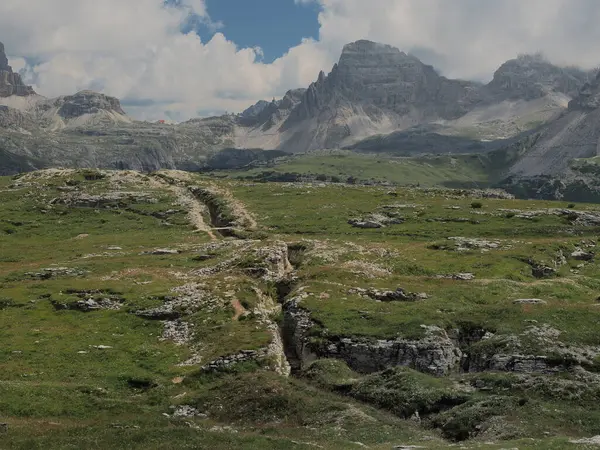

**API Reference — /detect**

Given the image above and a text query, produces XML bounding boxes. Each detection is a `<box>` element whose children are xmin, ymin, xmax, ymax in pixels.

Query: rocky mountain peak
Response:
<box><xmin>0</xmin><ymin>42</ymin><xmax>10</xmax><ymax>71</ymax></box>
<box><xmin>287</xmin><ymin>39</ymin><xmax>482</xmax><ymax>127</ymax></box>
<box><xmin>0</xmin><ymin>41</ymin><xmax>36</xmax><ymax>98</ymax></box>
<box><xmin>340</xmin><ymin>40</ymin><xmax>402</xmax><ymax>57</ymax></box>
<box><xmin>53</xmin><ymin>90</ymin><xmax>126</xmax><ymax>119</ymax></box>
<box><xmin>487</xmin><ymin>53</ymin><xmax>592</xmax><ymax>100</ymax></box>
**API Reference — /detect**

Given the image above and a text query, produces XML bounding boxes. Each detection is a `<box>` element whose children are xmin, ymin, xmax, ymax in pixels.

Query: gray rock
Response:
<box><xmin>200</xmin><ymin>350</ymin><xmax>265</xmax><ymax>373</ymax></box>
<box><xmin>446</xmin><ymin>237</ymin><xmax>501</xmax><ymax>251</ymax></box>
<box><xmin>146</xmin><ymin>248</ymin><xmax>180</xmax><ymax>255</ymax></box>
<box><xmin>25</xmin><ymin>267</ymin><xmax>86</xmax><ymax>280</ymax></box>
<box><xmin>170</xmin><ymin>405</ymin><xmax>206</xmax><ymax>419</ymax></box>
<box><xmin>488</xmin><ymin>53</ymin><xmax>593</xmax><ymax>101</ymax></box>
<box><xmin>571</xmin><ymin>248</ymin><xmax>595</xmax><ymax>261</ymax></box>
<box><xmin>348</xmin><ymin>219</ymin><xmax>383</xmax><ymax>229</ymax></box>
<box><xmin>283</xmin><ymin>297</ymin><xmax>461</xmax><ymax>376</ymax></box>
<box><xmin>570</xmin><ymin>435</ymin><xmax>600</xmax><ymax>445</ymax></box>
<box><xmin>349</xmin><ymin>287</ymin><xmax>428</xmax><ymax>302</ymax></box>
<box><xmin>513</xmin><ymin>299</ymin><xmax>547</xmax><ymax>305</ymax></box>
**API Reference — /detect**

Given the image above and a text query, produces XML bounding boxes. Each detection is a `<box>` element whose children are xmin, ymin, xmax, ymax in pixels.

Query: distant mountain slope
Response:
<box><xmin>508</xmin><ymin>71</ymin><xmax>600</xmax><ymax>178</ymax></box>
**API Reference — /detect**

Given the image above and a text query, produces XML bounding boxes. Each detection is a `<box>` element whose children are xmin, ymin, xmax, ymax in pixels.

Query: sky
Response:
<box><xmin>2</xmin><ymin>0</ymin><xmax>600</xmax><ymax>121</ymax></box>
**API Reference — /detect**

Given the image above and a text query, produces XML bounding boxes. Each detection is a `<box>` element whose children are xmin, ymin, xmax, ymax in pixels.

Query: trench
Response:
<box><xmin>275</xmin><ymin>243</ymin><xmax>308</xmax><ymax>375</ymax></box>
<box><xmin>187</xmin><ymin>186</ymin><xmax>240</xmax><ymax>238</ymax></box>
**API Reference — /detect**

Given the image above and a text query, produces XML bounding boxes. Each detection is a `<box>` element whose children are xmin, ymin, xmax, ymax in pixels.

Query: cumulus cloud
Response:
<box><xmin>0</xmin><ymin>0</ymin><xmax>326</xmax><ymax>120</ymax></box>
<box><xmin>312</xmin><ymin>0</ymin><xmax>600</xmax><ymax>80</ymax></box>
<box><xmin>2</xmin><ymin>0</ymin><xmax>600</xmax><ymax>121</ymax></box>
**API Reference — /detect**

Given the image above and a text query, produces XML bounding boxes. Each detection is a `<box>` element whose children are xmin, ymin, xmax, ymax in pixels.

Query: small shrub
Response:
<box><xmin>567</xmin><ymin>203</ymin><xmax>576</xmax><ymax>209</ymax></box>
<box><xmin>470</xmin><ymin>201</ymin><xmax>483</xmax><ymax>209</ymax></box>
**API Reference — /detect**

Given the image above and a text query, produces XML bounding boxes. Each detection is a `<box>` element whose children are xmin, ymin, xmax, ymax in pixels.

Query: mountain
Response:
<box><xmin>237</xmin><ymin>40</ymin><xmax>485</xmax><ymax>152</ymax></box>
<box><xmin>0</xmin><ymin>41</ymin><xmax>238</xmax><ymax>171</ymax></box>
<box><xmin>497</xmin><ymin>71</ymin><xmax>600</xmax><ymax>201</ymax></box>
<box><xmin>487</xmin><ymin>53</ymin><xmax>595</xmax><ymax>101</ymax></box>
<box><xmin>234</xmin><ymin>42</ymin><xmax>596</xmax><ymax>152</ymax></box>
<box><xmin>0</xmin><ymin>42</ymin><xmax>36</xmax><ymax>97</ymax></box>
<box><xmin>0</xmin><ymin>39</ymin><xmax>598</xmax><ymax>185</ymax></box>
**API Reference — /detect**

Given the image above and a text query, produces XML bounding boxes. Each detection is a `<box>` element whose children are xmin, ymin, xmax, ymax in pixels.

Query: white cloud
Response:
<box><xmin>2</xmin><ymin>0</ymin><xmax>600</xmax><ymax>121</ymax></box>
<box><xmin>312</xmin><ymin>0</ymin><xmax>600</xmax><ymax>80</ymax></box>
<box><xmin>0</xmin><ymin>0</ymin><xmax>325</xmax><ymax>120</ymax></box>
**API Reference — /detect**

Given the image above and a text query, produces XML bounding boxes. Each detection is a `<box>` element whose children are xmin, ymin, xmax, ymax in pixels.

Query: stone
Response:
<box><xmin>171</xmin><ymin>405</ymin><xmax>206</xmax><ymax>419</ymax></box>
<box><xmin>348</xmin><ymin>219</ymin><xmax>383</xmax><ymax>229</ymax></box>
<box><xmin>349</xmin><ymin>287</ymin><xmax>428</xmax><ymax>302</ymax></box>
<box><xmin>25</xmin><ymin>267</ymin><xmax>86</xmax><ymax>280</ymax></box>
<box><xmin>571</xmin><ymin>248</ymin><xmax>595</xmax><ymax>261</ymax></box>
<box><xmin>569</xmin><ymin>436</ymin><xmax>600</xmax><ymax>445</ymax></box>
<box><xmin>0</xmin><ymin>423</ymin><xmax>7</xmax><ymax>433</ymax></box>
<box><xmin>447</xmin><ymin>237</ymin><xmax>502</xmax><ymax>251</ymax></box>
<box><xmin>436</xmin><ymin>273</ymin><xmax>475</xmax><ymax>281</ymax></box>
<box><xmin>513</xmin><ymin>299</ymin><xmax>547</xmax><ymax>305</ymax></box>
<box><xmin>531</xmin><ymin>264</ymin><xmax>557</xmax><ymax>279</ymax></box>
<box><xmin>147</xmin><ymin>248</ymin><xmax>180</xmax><ymax>255</ymax></box>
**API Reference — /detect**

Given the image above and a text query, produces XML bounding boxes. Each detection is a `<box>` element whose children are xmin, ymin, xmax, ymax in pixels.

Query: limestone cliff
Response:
<box><xmin>0</xmin><ymin>42</ymin><xmax>36</xmax><ymax>97</ymax></box>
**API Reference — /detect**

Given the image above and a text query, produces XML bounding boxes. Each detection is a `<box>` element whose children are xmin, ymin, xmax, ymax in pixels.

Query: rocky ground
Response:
<box><xmin>1</xmin><ymin>170</ymin><xmax>600</xmax><ymax>449</ymax></box>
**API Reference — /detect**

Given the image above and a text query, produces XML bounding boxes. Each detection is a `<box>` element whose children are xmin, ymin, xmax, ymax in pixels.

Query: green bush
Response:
<box><xmin>349</xmin><ymin>367</ymin><xmax>470</xmax><ymax>418</ymax></box>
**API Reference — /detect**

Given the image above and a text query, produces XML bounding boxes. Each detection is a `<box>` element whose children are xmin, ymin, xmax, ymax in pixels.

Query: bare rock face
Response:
<box><xmin>506</xmin><ymin>69</ymin><xmax>600</xmax><ymax>181</ymax></box>
<box><xmin>0</xmin><ymin>42</ymin><xmax>36</xmax><ymax>97</ymax></box>
<box><xmin>488</xmin><ymin>53</ymin><xmax>594</xmax><ymax>101</ymax></box>
<box><xmin>48</xmin><ymin>90</ymin><xmax>126</xmax><ymax>119</ymax></box>
<box><xmin>285</xmin><ymin>40</ymin><xmax>483</xmax><ymax>131</ymax></box>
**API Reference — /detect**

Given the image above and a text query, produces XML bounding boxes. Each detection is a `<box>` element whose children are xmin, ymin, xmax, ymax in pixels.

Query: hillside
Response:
<box><xmin>3</xmin><ymin>169</ymin><xmax>600</xmax><ymax>448</ymax></box>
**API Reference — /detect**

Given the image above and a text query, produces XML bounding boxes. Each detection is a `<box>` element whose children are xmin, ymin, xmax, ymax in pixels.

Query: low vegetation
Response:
<box><xmin>1</xmin><ymin>169</ymin><xmax>600</xmax><ymax>448</ymax></box>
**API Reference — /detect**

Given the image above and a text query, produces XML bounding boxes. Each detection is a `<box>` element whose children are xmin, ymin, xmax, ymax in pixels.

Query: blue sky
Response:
<box><xmin>196</xmin><ymin>0</ymin><xmax>322</xmax><ymax>62</ymax></box>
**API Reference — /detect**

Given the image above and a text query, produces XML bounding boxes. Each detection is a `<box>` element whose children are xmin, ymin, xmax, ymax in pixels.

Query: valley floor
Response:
<box><xmin>1</xmin><ymin>169</ymin><xmax>600</xmax><ymax>449</ymax></box>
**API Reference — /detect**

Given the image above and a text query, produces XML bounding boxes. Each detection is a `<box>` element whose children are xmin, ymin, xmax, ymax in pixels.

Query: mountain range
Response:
<box><xmin>1</xmin><ymin>39</ymin><xmax>600</xmax><ymax>200</ymax></box>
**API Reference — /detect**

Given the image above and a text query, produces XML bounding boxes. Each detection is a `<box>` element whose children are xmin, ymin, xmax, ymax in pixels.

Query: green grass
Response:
<box><xmin>216</xmin><ymin>151</ymin><xmax>493</xmax><ymax>187</ymax></box>
<box><xmin>3</xmin><ymin>169</ymin><xmax>600</xmax><ymax>448</ymax></box>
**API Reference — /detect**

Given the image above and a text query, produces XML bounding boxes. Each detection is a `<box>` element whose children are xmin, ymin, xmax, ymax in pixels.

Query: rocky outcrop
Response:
<box><xmin>568</xmin><ymin>71</ymin><xmax>600</xmax><ymax>111</ymax></box>
<box><xmin>51</xmin><ymin>90</ymin><xmax>126</xmax><ymax>119</ymax></box>
<box><xmin>0</xmin><ymin>42</ymin><xmax>36</xmax><ymax>97</ymax></box>
<box><xmin>319</xmin><ymin>331</ymin><xmax>463</xmax><ymax>376</ymax></box>
<box><xmin>282</xmin><ymin>295</ymin><xmax>461</xmax><ymax>376</ymax></box>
